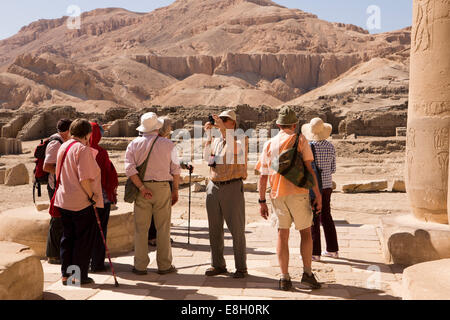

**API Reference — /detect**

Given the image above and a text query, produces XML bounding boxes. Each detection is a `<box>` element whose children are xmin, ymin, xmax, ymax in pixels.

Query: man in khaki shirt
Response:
<box><xmin>203</xmin><ymin>110</ymin><xmax>249</xmax><ymax>278</ymax></box>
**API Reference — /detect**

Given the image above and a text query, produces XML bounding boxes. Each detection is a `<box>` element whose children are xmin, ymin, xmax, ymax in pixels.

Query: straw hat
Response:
<box><xmin>301</xmin><ymin>118</ymin><xmax>332</xmax><ymax>141</ymax></box>
<box><xmin>136</xmin><ymin>112</ymin><xmax>164</xmax><ymax>133</ymax></box>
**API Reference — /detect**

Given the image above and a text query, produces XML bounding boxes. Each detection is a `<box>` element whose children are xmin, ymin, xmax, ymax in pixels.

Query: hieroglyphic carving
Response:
<box><xmin>412</xmin><ymin>101</ymin><xmax>450</xmax><ymax>116</ymax></box>
<box><xmin>434</xmin><ymin>0</ymin><xmax>450</xmax><ymax>21</ymax></box>
<box><xmin>434</xmin><ymin>127</ymin><xmax>449</xmax><ymax>188</ymax></box>
<box><xmin>413</xmin><ymin>0</ymin><xmax>434</xmax><ymax>52</ymax></box>
<box><xmin>407</xmin><ymin>128</ymin><xmax>416</xmax><ymax>182</ymax></box>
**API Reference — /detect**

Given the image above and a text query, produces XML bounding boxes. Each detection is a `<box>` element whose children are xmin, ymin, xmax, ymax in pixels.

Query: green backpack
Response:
<box><xmin>270</xmin><ymin>133</ymin><xmax>315</xmax><ymax>189</ymax></box>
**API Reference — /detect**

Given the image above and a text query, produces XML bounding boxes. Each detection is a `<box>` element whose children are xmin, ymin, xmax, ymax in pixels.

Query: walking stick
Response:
<box><xmin>93</xmin><ymin>206</ymin><xmax>119</xmax><ymax>287</ymax></box>
<box><xmin>188</xmin><ymin>166</ymin><xmax>192</xmax><ymax>244</ymax></box>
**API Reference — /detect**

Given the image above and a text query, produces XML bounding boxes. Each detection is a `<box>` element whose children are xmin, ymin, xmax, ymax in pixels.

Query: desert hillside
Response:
<box><xmin>0</xmin><ymin>0</ymin><xmax>411</xmax><ymax>111</ymax></box>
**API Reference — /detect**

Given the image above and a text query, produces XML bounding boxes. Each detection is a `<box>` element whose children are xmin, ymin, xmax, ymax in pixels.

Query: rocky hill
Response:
<box><xmin>0</xmin><ymin>0</ymin><xmax>411</xmax><ymax>111</ymax></box>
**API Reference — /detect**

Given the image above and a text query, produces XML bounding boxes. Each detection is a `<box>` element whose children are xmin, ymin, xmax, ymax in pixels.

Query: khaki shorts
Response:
<box><xmin>270</xmin><ymin>194</ymin><xmax>313</xmax><ymax>231</ymax></box>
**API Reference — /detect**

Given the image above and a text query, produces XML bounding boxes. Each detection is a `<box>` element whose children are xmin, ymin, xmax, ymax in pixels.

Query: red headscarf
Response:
<box><xmin>90</xmin><ymin>122</ymin><xmax>118</xmax><ymax>204</ymax></box>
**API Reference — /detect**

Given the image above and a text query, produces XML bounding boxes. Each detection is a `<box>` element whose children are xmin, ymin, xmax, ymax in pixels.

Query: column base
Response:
<box><xmin>402</xmin><ymin>259</ymin><xmax>450</xmax><ymax>300</ymax></box>
<box><xmin>379</xmin><ymin>214</ymin><xmax>450</xmax><ymax>266</ymax></box>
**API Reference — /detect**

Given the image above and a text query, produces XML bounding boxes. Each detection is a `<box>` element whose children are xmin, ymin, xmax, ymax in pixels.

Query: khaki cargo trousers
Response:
<box><xmin>134</xmin><ymin>181</ymin><xmax>172</xmax><ymax>271</ymax></box>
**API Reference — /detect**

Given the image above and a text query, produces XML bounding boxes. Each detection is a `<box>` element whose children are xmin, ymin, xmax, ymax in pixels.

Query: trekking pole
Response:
<box><xmin>188</xmin><ymin>166</ymin><xmax>192</xmax><ymax>244</ymax></box>
<box><xmin>93</xmin><ymin>206</ymin><xmax>119</xmax><ymax>287</ymax></box>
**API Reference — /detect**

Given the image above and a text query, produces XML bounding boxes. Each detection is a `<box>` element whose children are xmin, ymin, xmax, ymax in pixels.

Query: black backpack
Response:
<box><xmin>33</xmin><ymin>136</ymin><xmax>63</xmax><ymax>202</ymax></box>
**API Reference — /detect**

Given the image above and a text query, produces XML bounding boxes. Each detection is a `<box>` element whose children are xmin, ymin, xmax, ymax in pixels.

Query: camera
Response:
<box><xmin>208</xmin><ymin>155</ymin><xmax>217</xmax><ymax>168</ymax></box>
<box><xmin>208</xmin><ymin>115</ymin><xmax>215</xmax><ymax>125</ymax></box>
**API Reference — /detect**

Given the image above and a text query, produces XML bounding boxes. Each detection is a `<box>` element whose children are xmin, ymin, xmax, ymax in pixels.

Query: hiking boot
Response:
<box><xmin>81</xmin><ymin>277</ymin><xmax>95</xmax><ymax>285</ymax></box>
<box><xmin>301</xmin><ymin>272</ymin><xmax>321</xmax><ymax>289</ymax></box>
<box><xmin>279</xmin><ymin>278</ymin><xmax>293</xmax><ymax>291</ymax></box>
<box><xmin>132</xmin><ymin>267</ymin><xmax>148</xmax><ymax>275</ymax></box>
<box><xmin>91</xmin><ymin>264</ymin><xmax>109</xmax><ymax>273</ymax></box>
<box><xmin>157</xmin><ymin>265</ymin><xmax>177</xmax><ymax>275</ymax></box>
<box><xmin>322</xmin><ymin>251</ymin><xmax>339</xmax><ymax>258</ymax></box>
<box><xmin>232</xmin><ymin>270</ymin><xmax>248</xmax><ymax>279</ymax></box>
<box><xmin>205</xmin><ymin>267</ymin><xmax>228</xmax><ymax>277</ymax></box>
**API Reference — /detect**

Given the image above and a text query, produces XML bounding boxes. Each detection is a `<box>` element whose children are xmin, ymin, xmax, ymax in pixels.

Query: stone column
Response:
<box><xmin>406</xmin><ymin>0</ymin><xmax>450</xmax><ymax>224</ymax></box>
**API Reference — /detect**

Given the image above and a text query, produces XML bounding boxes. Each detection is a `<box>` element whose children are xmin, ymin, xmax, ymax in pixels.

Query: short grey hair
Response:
<box><xmin>158</xmin><ymin>116</ymin><xmax>173</xmax><ymax>138</ymax></box>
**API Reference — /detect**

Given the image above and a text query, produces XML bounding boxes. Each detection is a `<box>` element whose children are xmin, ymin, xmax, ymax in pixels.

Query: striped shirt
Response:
<box><xmin>310</xmin><ymin>140</ymin><xmax>336</xmax><ymax>189</ymax></box>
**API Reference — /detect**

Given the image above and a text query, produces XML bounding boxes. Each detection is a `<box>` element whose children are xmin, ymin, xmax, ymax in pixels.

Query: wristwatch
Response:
<box><xmin>258</xmin><ymin>199</ymin><xmax>267</xmax><ymax>204</ymax></box>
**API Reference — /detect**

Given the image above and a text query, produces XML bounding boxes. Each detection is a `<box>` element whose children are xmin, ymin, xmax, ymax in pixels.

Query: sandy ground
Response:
<box><xmin>0</xmin><ymin>139</ymin><xmax>409</xmax><ymax>227</ymax></box>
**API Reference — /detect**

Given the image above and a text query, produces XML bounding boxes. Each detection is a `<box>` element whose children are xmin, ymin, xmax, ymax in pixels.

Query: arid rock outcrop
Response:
<box><xmin>0</xmin><ymin>0</ymin><xmax>411</xmax><ymax>110</ymax></box>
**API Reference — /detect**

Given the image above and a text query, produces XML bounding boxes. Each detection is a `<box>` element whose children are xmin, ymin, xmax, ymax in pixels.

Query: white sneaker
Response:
<box><xmin>312</xmin><ymin>255</ymin><xmax>321</xmax><ymax>262</ymax></box>
<box><xmin>322</xmin><ymin>251</ymin><xmax>339</xmax><ymax>258</ymax></box>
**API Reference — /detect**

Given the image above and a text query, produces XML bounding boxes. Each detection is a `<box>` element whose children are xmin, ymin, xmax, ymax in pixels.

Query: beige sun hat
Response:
<box><xmin>219</xmin><ymin>110</ymin><xmax>237</xmax><ymax>122</ymax></box>
<box><xmin>301</xmin><ymin>118</ymin><xmax>332</xmax><ymax>141</ymax></box>
<box><xmin>136</xmin><ymin>112</ymin><xmax>164</xmax><ymax>133</ymax></box>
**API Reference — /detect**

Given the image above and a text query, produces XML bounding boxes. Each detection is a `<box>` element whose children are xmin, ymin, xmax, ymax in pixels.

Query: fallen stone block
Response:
<box><xmin>0</xmin><ymin>241</ymin><xmax>44</xmax><ymax>300</ymax></box>
<box><xmin>402</xmin><ymin>259</ymin><xmax>450</xmax><ymax>300</ymax></box>
<box><xmin>392</xmin><ymin>180</ymin><xmax>406</xmax><ymax>192</ymax></box>
<box><xmin>342</xmin><ymin>180</ymin><xmax>388</xmax><ymax>193</ymax></box>
<box><xmin>193</xmin><ymin>182</ymin><xmax>206</xmax><ymax>193</ymax></box>
<box><xmin>180</xmin><ymin>174</ymin><xmax>205</xmax><ymax>185</ymax></box>
<box><xmin>35</xmin><ymin>202</ymin><xmax>49</xmax><ymax>212</ymax></box>
<box><xmin>5</xmin><ymin>163</ymin><xmax>29</xmax><ymax>186</ymax></box>
<box><xmin>118</xmin><ymin>176</ymin><xmax>127</xmax><ymax>186</ymax></box>
<box><xmin>244</xmin><ymin>182</ymin><xmax>258</xmax><ymax>192</ymax></box>
<box><xmin>332</xmin><ymin>181</ymin><xmax>337</xmax><ymax>190</ymax></box>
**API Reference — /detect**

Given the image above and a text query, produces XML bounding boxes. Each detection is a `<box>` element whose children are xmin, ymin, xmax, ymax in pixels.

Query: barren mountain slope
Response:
<box><xmin>0</xmin><ymin>0</ymin><xmax>411</xmax><ymax>110</ymax></box>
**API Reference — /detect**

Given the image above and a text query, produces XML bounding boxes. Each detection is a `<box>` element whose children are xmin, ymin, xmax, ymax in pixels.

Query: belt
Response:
<box><xmin>212</xmin><ymin>178</ymin><xmax>243</xmax><ymax>186</ymax></box>
<box><xmin>143</xmin><ymin>180</ymin><xmax>171</xmax><ymax>183</ymax></box>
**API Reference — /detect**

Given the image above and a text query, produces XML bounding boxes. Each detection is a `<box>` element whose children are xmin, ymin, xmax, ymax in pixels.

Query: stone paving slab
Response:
<box><xmin>40</xmin><ymin>219</ymin><xmax>403</xmax><ymax>300</ymax></box>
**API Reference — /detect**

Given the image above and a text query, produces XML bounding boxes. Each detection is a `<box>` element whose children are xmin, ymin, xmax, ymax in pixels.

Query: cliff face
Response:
<box><xmin>136</xmin><ymin>53</ymin><xmax>363</xmax><ymax>92</ymax></box>
<box><xmin>0</xmin><ymin>0</ymin><xmax>411</xmax><ymax>110</ymax></box>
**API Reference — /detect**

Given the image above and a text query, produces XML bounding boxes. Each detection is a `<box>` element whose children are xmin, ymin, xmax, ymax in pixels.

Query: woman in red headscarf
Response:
<box><xmin>89</xmin><ymin>122</ymin><xmax>119</xmax><ymax>272</ymax></box>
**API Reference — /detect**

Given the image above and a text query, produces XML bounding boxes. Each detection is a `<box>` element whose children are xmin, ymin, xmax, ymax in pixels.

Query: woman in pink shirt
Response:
<box><xmin>54</xmin><ymin>119</ymin><xmax>103</xmax><ymax>286</ymax></box>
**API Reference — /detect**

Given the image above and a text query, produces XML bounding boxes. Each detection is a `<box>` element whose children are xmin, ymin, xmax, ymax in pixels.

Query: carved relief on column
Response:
<box><xmin>412</xmin><ymin>0</ymin><xmax>434</xmax><ymax>52</ymax></box>
<box><xmin>407</xmin><ymin>0</ymin><xmax>450</xmax><ymax>224</ymax></box>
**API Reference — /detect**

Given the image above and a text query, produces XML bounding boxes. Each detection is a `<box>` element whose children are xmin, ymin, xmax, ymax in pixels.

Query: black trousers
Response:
<box><xmin>91</xmin><ymin>203</ymin><xmax>111</xmax><ymax>269</ymax></box>
<box><xmin>46</xmin><ymin>185</ymin><xmax>63</xmax><ymax>259</ymax></box>
<box><xmin>312</xmin><ymin>188</ymin><xmax>339</xmax><ymax>256</ymax></box>
<box><xmin>60</xmin><ymin>206</ymin><xmax>96</xmax><ymax>280</ymax></box>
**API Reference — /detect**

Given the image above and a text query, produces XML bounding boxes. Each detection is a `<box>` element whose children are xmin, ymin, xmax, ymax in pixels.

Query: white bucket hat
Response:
<box><xmin>219</xmin><ymin>110</ymin><xmax>237</xmax><ymax>122</ymax></box>
<box><xmin>136</xmin><ymin>112</ymin><xmax>164</xmax><ymax>133</ymax></box>
<box><xmin>301</xmin><ymin>118</ymin><xmax>332</xmax><ymax>141</ymax></box>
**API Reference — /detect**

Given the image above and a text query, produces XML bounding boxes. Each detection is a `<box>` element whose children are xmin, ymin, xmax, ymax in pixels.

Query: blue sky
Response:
<box><xmin>0</xmin><ymin>0</ymin><xmax>413</xmax><ymax>40</ymax></box>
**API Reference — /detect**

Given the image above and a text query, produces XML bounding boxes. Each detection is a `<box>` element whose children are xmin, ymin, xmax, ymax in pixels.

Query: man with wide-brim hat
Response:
<box><xmin>125</xmin><ymin>112</ymin><xmax>181</xmax><ymax>275</ymax></box>
<box><xmin>301</xmin><ymin>118</ymin><xmax>339</xmax><ymax>262</ymax></box>
<box><xmin>256</xmin><ymin>106</ymin><xmax>322</xmax><ymax>291</ymax></box>
<box><xmin>203</xmin><ymin>109</ymin><xmax>249</xmax><ymax>279</ymax></box>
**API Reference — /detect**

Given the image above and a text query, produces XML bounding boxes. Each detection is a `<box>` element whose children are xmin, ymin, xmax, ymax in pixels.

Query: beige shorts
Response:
<box><xmin>270</xmin><ymin>194</ymin><xmax>313</xmax><ymax>231</ymax></box>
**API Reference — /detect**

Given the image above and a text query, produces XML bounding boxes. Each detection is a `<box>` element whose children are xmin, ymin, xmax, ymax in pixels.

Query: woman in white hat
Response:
<box><xmin>125</xmin><ymin>112</ymin><xmax>181</xmax><ymax>275</ymax></box>
<box><xmin>302</xmin><ymin>118</ymin><xmax>339</xmax><ymax>261</ymax></box>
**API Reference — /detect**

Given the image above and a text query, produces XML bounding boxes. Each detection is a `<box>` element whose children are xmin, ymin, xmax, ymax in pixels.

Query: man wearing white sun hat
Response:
<box><xmin>125</xmin><ymin>112</ymin><xmax>181</xmax><ymax>275</ymax></box>
<box><xmin>302</xmin><ymin>118</ymin><xmax>339</xmax><ymax>262</ymax></box>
